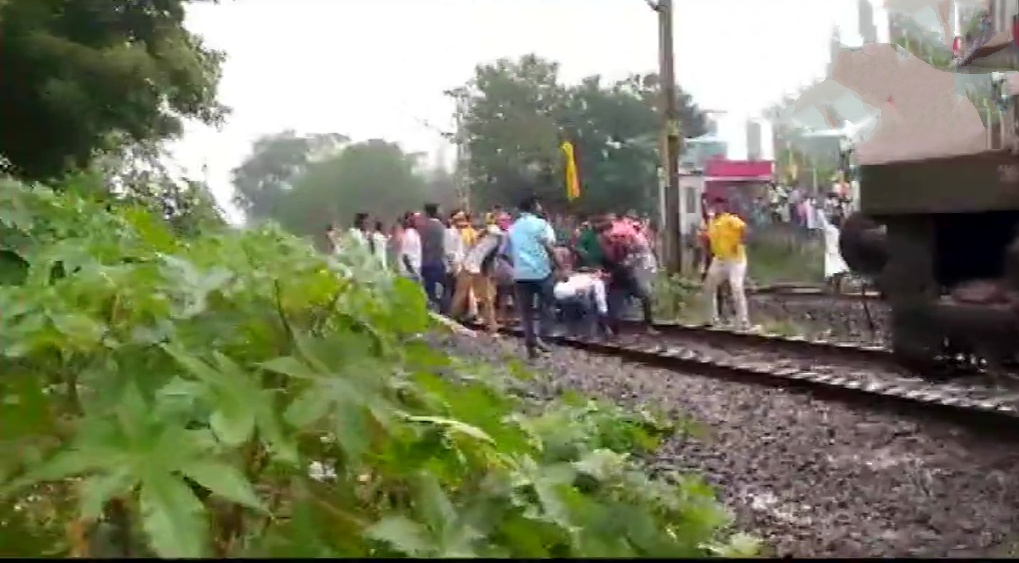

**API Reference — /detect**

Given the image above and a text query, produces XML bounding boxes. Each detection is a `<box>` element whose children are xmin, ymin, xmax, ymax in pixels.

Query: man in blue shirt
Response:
<box><xmin>504</xmin><ymin>196</ymin><xmax>563</xmax><ymax>358</ymax></box>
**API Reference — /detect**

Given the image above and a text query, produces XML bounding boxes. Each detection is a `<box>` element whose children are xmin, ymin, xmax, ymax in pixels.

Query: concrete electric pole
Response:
<box><xmin>648</xmin><ymin>0</ymin><xmax>683</xmax><ymax>273</ymax></box>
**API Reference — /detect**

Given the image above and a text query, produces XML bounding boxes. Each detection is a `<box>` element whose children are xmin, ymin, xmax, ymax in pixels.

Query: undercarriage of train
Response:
<box><xmin>839</xmin><ymin>157</ymin><xmax>1019</xmax><ymax>381</ymax></box>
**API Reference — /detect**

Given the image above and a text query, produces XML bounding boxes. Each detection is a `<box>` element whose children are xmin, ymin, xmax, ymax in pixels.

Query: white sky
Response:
<box><xmin>171</xmin><ymin>0</ymin><xmax>870</xmax><ymax>222</ymax></box>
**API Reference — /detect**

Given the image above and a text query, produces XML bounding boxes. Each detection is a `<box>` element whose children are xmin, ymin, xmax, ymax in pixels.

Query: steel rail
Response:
<box><xmin>471</xmin><ymin>321</ymin><xmax>1019</xmax><ymax>425</ymax></box>
<box><xmin>631</xmin><ymin>320</ymin><xmax>892</xmax><ymax>363</ymax></box>
<box><xmin>749</xmin><ymin>286</ymin><xmax>881</xmax><ymax>300</ymax></box>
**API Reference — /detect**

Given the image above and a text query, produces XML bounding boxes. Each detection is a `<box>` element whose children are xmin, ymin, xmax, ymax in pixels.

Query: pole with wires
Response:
<box><xmin>452</xmin><ymin>97</ymin><xmax>471</xmax><ymax>214</ymax></box>
<box><xmin>647</xmin><ymin>0</ymin><xmax>684</xmax><ymax>273</ymax></box>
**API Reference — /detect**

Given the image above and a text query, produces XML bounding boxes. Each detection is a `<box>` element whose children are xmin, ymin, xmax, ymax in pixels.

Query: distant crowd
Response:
<box><xmin>756</xmin><ymin>183</ymin><xmax>855</xmax><ymax>230</ymax></box>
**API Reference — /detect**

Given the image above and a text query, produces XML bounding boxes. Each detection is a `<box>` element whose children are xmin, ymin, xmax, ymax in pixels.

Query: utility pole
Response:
<box><xmin>452</xmin><ymin>98</ymin><xmax>471</xmax><ymax>213</ymax></box>
<box><xmin>648</xmin><ymin>0</ymin><xmax>683</xmax><ymax>273</ymax></box>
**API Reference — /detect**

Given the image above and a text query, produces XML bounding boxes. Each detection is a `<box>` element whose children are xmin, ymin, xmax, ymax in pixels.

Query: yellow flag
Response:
<box><xmin>561</xmin><ymin>141</ymin><xmax>581</xmax><ymax>201</ymax></box>
<box><xmin>785</xmin><ymin>150</ymin><xmax>798</xmax><ymax>183</ymax></box>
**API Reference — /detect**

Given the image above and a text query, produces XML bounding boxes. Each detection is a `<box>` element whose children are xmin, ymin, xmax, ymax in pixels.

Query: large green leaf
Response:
<box><xmin>139</xmin><ymin>473</ymin><xmax>208</xmax><ymax>558</ymax></box>
<box><xmin>177</xmin><ymin>460</ymin><xmax>264</xmax><ymax>513</ymax></box>
<box><xmin>0</xmin><ymin>179</ymin><xmax>755</xmax><ymax>558</ymax></box>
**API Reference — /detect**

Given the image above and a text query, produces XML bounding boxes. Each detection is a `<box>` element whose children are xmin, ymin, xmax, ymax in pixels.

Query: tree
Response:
<box><xmin>422</xmin><ymin>157</ymin><xmax>461</xmax><ymax>211</ymax></box>
<box><xmin>0</xmin><ymin>0</ymin><xmax>227</xmax><ymax>181</ymax></box>
<box><xmin>447</xmin><ymin>54</ymin><xmax>706</xmax><ymax>214</ymax></box>
<box><xmin>272</xmin><ymin>139</ymin><xmax>428</xmax><ymax>237</ymax></box>
<box><xmin>231</xmin><ymin>130</ymin><xmax>348</xmax><ymax>222</ymax></box>
<box><xmin>560</xmin><ymin>73</ymin><xmax>704</xmax><ymax>215</ymax></box>
<box><xmin>447</xmin><ymin>55</ymin><xmax>568</xmax><ymax>210</ymax></box>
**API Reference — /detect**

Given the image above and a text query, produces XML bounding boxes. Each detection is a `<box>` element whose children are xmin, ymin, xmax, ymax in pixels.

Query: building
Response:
<box><xmin>679</xmin><ymin>112</ymin><xmax>726</xmax><ymax>169</ymax></box>
<box><xmin>826</xmin><ymin>26</ymin><xmax>842</xmax><ymax>74</ymax></box>
<box><xmin>887</xmin><ymin>11</ymin><xmax>910</xmax><ymax>44</ymax></box>
<box><xmin>746</xmin><ymin>119</ymin><xmax>763</xmax><ymax>161</ymax></box>
<box><xmin>858</xmin><ymin>0</ymin><xmax>878</xmax><ymax>44</ymax></box>
<box><xmin>952</xmin><ymin>2</ymin><xmax>984</xmax><ymax>37</ymax></box>
<box><xmin>887</xmin><ymin>1</ymin><xmax>984</xmax><ymax>46</ymax></box>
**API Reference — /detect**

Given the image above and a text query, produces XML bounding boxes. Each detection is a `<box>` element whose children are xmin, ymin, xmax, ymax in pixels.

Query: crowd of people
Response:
<box><xmin>326</xmin><ymin>198</ymin><xmax>672</xmax><ymax>358</ymax></box>
<box><xmin>760</xmin><ymin>183</ymin><xmax>855</xmax><ymax>230</ymax></box>
<box><xmin>326</xmin><ymin>194</ymin><xmax>762</xmax><ymax>359</ymax></box>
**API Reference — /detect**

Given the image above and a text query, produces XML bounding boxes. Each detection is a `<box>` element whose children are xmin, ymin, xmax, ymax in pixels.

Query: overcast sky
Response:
<box><xmin>171</xmin><ymin>0</ymin><xmax>872</xmax><ymax>222</ymax></box>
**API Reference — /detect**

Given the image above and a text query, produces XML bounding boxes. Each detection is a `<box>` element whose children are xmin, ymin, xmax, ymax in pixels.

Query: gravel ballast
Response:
<box><xmin>747</xmin><ymin>294</ymin><xmax>891</xmax><ymax>346</ymax></box>
<box><xmin>444</xmin><ymin>331</ymin><xmax>1019</xmax><ymax>558</ymax></box>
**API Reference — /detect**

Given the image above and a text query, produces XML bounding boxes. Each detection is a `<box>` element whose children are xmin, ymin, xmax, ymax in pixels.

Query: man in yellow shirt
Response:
<box><xmin>703</xmin><ymin>196</ymin><xmax>751</xmax><ymax>329</ymax></box>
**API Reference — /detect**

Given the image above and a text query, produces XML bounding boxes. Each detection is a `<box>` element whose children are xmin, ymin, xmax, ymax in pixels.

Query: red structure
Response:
<box><xmin>702</xmin><ymin>158</ymin><xmax>773</xmax><ymax>219</ymax></box>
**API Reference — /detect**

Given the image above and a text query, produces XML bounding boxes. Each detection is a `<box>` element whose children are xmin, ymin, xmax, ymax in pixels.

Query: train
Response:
<box><xmin>835</xmin><ymin>1</ymin><xmax>1019</xmax><ymax>380</ymax></box>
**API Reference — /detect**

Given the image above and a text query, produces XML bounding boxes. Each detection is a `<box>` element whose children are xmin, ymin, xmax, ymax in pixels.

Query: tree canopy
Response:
<box><xmin>0</xmin><ymin>0</ymin><xmax>227</xmax><ymax>180</ymax></box>
<box><xmin>447</xmin><ymin>54</ymin><xmax>707</xmax><ymax>215</ymax></box>
<box><xmin>232</xmin><ymin>137</ymin><xmax>429</xmax><ymax>236</ymax></box>
<box><xmin>231</xmin><ymin>131</ymin><xmax>349</xmax><ymax>221</ymax></box>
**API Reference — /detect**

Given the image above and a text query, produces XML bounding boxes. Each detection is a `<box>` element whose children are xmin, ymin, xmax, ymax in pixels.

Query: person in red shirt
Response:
<box><xmin>596</xmin><ymin>213</ymin><xmax>657</xmax><ymax>335</ymax></box>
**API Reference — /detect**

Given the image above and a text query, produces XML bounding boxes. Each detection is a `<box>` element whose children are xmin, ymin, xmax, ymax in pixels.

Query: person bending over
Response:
<box><xmin>597</xmin><ymin>214</ymin><xmax>657</xmax><ymax>335</ymax></box>
<box><xmin>553</xmin><ymin>269</ymin><xmax>610</xmax><ymax>338</ymax></box>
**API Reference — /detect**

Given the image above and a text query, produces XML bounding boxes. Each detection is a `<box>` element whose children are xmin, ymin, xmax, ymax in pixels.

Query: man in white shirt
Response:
<box><xmin>819</xmin><ymin>211</ymin><xmax>849</xmax><ymax>293</ymax></box>
<box><xmin>400</xmin><ymin>214</ymin><xmax>422</xmax><ymax>280</ymax></box>
<box><xmin>443</xmin><ymin>218</ymin><xmax>465</xmax><ymax>314</ymax></box>
<box><xmin>553</xmin><ymin>270</ymin><xmax>610</xmax><ymax>338</ymax></box>
<box><xmin>332</xmin><ymin>212</ymin><xmax>369</xmax><ymax>257</ymax></box>
<box><xmin>369</xmin><ymin>220</ymin><xmax>388</xmax><ymax>269</ymax></box>
<box><xmin>347</xmin><ymin>212</ymin><xmax>369</xmax><ymax>245</ymax></box>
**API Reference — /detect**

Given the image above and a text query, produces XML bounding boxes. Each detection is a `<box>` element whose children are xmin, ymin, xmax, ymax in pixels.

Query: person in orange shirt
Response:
<box><xmin>703</xmin><ymin>196</ymin><xmax>751</xmax><ymax>330</ymax></box>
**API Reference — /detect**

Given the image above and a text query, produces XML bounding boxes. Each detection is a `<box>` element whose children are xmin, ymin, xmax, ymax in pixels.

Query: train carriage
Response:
<box><xmin>834</xmin><ymin>1</ymin><xmax>1019</xmax><ymax>378</ymax></box>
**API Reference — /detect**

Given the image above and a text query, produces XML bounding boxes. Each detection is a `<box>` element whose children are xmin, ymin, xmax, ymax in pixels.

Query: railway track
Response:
<box><xmin>748</xmin><ymin>283</ymin><xmax>881</xmax><ymax>301</ymax></box>
<box><xmin>467</xmin><ymin>318</ymin><xmax>1019</xmax><ymax>425</ymax></box>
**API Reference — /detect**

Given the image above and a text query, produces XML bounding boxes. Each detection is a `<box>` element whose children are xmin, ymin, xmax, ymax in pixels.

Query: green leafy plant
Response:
<box><xmin>0</xmin><ymin>179</ymin><xmax>758</xmax><ymax>557</ymax></box>
<box><xmin>652</xmin><ymin>273</ymin><xmax>702</xmax><ymax>323</ymax></box>
<box><xmin>747</xmin><ymin>235</ymin><xmax>824</xmax><ymax>286</ymax></box>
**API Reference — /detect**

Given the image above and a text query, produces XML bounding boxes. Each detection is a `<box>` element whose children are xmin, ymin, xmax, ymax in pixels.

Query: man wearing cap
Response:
<box><xmin>703</xmin><ymin>196</ymin><xmax>751</xmax><ymax>330</ymax></box>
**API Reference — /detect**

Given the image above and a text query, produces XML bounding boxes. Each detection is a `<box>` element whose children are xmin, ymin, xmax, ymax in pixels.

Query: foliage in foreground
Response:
<box><xmin>0</xmin><ymin>180</ymin><xmax>758</xmax><ymax>557</ymax></box>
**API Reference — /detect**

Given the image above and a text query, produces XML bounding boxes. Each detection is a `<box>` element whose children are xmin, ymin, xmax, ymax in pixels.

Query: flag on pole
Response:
<box><xmin>561</xmin><ymin>141</ymin><xmax>581</xmax><ymax>201</ymax></box>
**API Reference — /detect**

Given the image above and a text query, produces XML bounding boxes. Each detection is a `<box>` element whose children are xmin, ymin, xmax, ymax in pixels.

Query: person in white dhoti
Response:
<box><xmin>818</xmin><ymin>211</ymin><xmax>849</xmax><ymax>293</ymax></box>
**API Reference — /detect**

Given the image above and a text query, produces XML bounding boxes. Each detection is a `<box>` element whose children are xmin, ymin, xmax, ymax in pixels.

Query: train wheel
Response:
<box><xmin>839</xmin><ymin>212</ymin><xmax>887</xmax><ymax>277</ymax></box>
<box><xmin>889</xmin><ymin>311</ymin><xmax>955</xmax><ymax>380</ymax></box>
